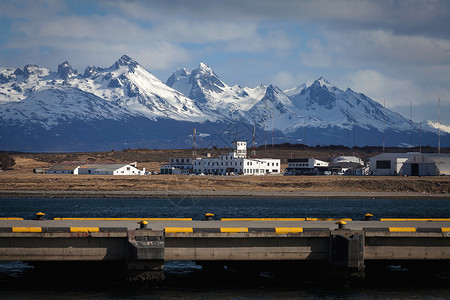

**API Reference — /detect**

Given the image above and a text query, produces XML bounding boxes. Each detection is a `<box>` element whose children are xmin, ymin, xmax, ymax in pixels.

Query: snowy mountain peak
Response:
<box><xmin>197</xmin><ymin>62</ymin><xmax>214</xmax><ymax>74</ymax></box>
<box><xmin>189</xmin><ymin>63</ymin><xmax>226</xmax><ymax>100</ymax></box>
<box><xmin>13</xmin><ymin>68</ymin><xmax>26</xmax><ymax>77</ymax></box>
<box><xmin>23</xmin><ymin>64</ymin><xmax>50</xmax><ymax>78</ymax></box>
<box><xmin>57</xmin><ymin>61</ymin><xmax>78</xmax><ymax>80</ymax></box>
<box><xmin>112</xmin><ymin>54</ymin><xmax>139</xmax><ymax>70</ymax></box>
<box><xmin>265</xmin><ymin>84</ymin><xmax>282</xmax><ymax>98</ymax></box>
<box><xmin>83</xmin><ymin>66</ymin><xmax>99</xmax><ymax>77</ymax></box>
<box><xmin>166</xmin><ymin>68</ymin><xmax>190</xmax><ymax>87</ymax></box>
<box><xmin>312</xmin><ymin>77</ymin><xmax>339</xmax><ymax>92</ymax></box>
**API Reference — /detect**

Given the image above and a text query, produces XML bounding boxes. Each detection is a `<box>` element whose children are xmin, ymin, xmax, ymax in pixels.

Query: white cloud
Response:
<box><xmin>347</xmin><ymin>69</ymin><xmax>422</xmax><ymax>108</ymax></box>
<box><xmin>326</xmin><ymin>29</ymin><xmax>450</xmax><ymax>66</ymax></box>
<box><xmin>272</xmin><ymin>71</ymin><xmax>310</xmax><ymax>90</ymax></box>
<box><xmin>299</xmin><ymin>39</ymin><xmax>332</xmax><ymax>68</ymax></box>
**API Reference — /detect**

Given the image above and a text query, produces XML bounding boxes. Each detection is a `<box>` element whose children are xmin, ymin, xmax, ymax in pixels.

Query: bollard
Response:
<box><xmin>364</xmin><ymin>213</ymin><xmax>373</xmax><ymax>221</ymax></box>
<box><xmin>205</xmin><ymin>213</ymin><xmax>214</xmax><ymax>221</ymax></box>
<box><xmin>336</xmin><ymin>221</ymin><xmax>347</xmax><ymax>229</ymax></box>
<box><xmin>35</xmin><ymin>212</ymin><xmax>45</xmax><ymax>220</ymax></box>
<box><xmin>138</xmin><ymin>220</ymin><xmax>148</xmax><ymax>229</ymax></box>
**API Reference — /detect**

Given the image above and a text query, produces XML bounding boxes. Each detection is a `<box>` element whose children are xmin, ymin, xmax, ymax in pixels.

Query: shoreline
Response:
<box><xmin>1</xmin><ymin>189</ymin><xmax>448</xmax><ymax>199</ymax></box>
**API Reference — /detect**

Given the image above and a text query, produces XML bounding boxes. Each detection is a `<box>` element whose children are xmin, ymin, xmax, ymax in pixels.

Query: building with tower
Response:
<box><xmin>162</xmin><ymin>141</ymin><xmax>281</xmax><ymax>175</ymax></box>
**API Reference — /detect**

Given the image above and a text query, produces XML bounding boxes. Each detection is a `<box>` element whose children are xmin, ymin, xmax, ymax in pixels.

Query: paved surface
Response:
<box><xmin>1</xmin><ymin>189</ymin><xmax>448</xmax><ymax>199</ymax></box>
<box><xmin>1</xmin><ymin>219</ymin><xmax>449</xmax><ymax>230</ymax></box>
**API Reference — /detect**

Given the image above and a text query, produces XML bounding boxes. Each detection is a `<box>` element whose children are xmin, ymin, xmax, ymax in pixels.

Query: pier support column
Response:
<box><xmin>329</xmin><ymin>230</ymin><xmax>365</xmax><ymax>283</ymax></box>
<box><xmin>126</xmin><ymin>230</ymin><xmax>165</xmax><ymax>281</ymax></box>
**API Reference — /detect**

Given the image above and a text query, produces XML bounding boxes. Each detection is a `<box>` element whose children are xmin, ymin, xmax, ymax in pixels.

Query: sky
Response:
<box><xmin>0</xmin><ymin>0</ymin><xmax>449</xmax><ymax>124</ymax></box>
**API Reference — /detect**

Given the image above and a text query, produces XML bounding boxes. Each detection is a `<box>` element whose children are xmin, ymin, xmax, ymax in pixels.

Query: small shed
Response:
<box><xmin>33</xmin><ymin>168</ymin><xmax>45</xmax><ymax>174</ymax></box>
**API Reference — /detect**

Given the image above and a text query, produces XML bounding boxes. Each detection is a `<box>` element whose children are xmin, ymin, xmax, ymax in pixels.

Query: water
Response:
<box><xmin>1</xmin><ymin>197</ymin><xmax>449</xmax><ymax>220</ymax></box>
<box><xmin>1</xmin><ymin>197</ymin><xmax>449</xmax><ymax>299</ymax></box>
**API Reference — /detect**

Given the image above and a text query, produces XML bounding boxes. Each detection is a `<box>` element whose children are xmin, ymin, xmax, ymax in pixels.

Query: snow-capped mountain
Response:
<box><xmin>287</xmin><ymin>77</ymin><xmax>413</xmax><ymax>132</ymax></box>
<box><xmin>0</xmin><ymin>87</ymin><xmax>134</xmax><ymax>129</ymax></box>
<box><xmin>0</xmin><ymin>55</ymin><xmax>213</xmax><ymax>123</ymax></box>
<box><xmin>167</xmin><ymin>63</ymin><xmax>266</xmax><ymax>119</ymax></box>
<box><xmin>0</xmin><ymin>55</ymin><xmax>447</xmax><ymax>151</ymax></box>
<box><xmin>0</xmin><ymin>64</ymin><xmax>52</xmax><ymax>103</ymax></box>
<box><xmin>245</xmin><ymin>85</ymin><xmax>319</xmax><ymax>133</ymax></box>
<box><xmin>65</xmin><ymin>55</ymin><xmax>213</xmax><ymax>122</ymax></box>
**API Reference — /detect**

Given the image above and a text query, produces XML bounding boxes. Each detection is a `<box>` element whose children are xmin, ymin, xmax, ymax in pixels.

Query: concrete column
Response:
<box><xmin>126</xmin><ymin>230</ymin><xmax>165</xmax><ymax>281</ymax></box>
<box><xmin>329</xmin><ymin>230</ymin><xmax>365</xmax><ymax>283</ymax></box>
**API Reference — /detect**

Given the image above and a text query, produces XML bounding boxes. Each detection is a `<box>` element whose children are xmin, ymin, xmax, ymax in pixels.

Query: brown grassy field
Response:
<box><xmin>1</xmin><ymin>173</ymin><xmax>449</xmax><ymax>195</ymax></box>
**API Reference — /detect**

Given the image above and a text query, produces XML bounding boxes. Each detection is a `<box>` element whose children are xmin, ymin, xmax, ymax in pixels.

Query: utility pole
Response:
<box><xmin>383</xmin><ymin>99</ymin><xmax>386</xmax><ymax>152</ymax></box>
<box><xmin>251</xmin><ymin>125</ymin><xmax>256</xmax><ymax>157</ymax></box>
<box><xmin>192</xmin><ymin>128</ymin><xmax>197</xmax><ymax>158</ymax></box>
<box><xmin>438</xmin><ymin>98</ymin><xmax>441</xmax><ymax>154</ymax></box>
<box><xmin>410</xmin><ymin>101</ymin><xmax>412</xmax><ymax>148</ymax></box>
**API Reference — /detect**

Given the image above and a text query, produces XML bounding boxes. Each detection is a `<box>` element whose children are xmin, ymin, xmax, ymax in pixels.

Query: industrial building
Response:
<box><xmin>285</xmin><ymin>158</ymin><xmax>329</xmax><ymax>175</ymax></box>
<box><xmin>369</xmin><ymin>153</ymin><xmax>450</xmax><ymax>176</ymax></box>
<box><xmin>47</xmin><ymin>162</ymin><xmax>145</xmax><ymax>175</ymax></box>
<box><xmin>402</xmin><ymin>154</ymin><xmax>450</xmax><ymax>176</ymax></box>
<box><xmin>160</xmin><ymin>158</ymin><xmax>194</xmax><ymax>174</ymax></box>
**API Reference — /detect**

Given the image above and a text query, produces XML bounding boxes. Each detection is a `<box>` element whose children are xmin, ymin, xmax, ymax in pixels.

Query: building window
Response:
<box><xmin>376</xmin><ymin>160</ymin><xmax>391</xmax><ymax>169</ymax></box>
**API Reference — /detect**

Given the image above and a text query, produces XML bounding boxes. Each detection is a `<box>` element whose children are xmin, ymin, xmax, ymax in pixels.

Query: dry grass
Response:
<box><xmin>1</xmin><ymin>173</ymin><xmax>449</xmax><ymax>194</ymax></box>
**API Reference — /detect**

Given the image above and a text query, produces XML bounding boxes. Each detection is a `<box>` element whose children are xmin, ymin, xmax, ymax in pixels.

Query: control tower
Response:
<box><xmin>232</xmin><ymin>141</ymin><xmax>247</xmax><ymax>158</ymax></box>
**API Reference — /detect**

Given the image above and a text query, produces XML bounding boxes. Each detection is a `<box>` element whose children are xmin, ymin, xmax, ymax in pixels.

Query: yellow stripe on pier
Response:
<box><xmin>442</xmin><ymin>228</ymin><xmax>450</xmax><ymax>232</ymax></box>
<box><xmin>12</xmin><ymin>227</ymin><xmax>42</xmax><ymax>233</ymax></box>
<box><xmin>275</xmin><ymin>227</ymin><xmax>303</xmax><ymax>234</ymax></box>
<box><xmin>220</xmin><ymin>227</ymin><xmax>249</xmax><ymax>233</ymax></box>
<box><xmin>54</xmin><ymin>218</ymin><xmax>192</xmax><ymax>221</ymax></box>
<box><xmin>306</xmin><ymin>218</ymin><xmax>352</xmax><ymax>221</ymax></box>
<box><xmin>221</xmin><ymin>218</ymin><xmax>305</xmax><ymax>221</ymax></box>
<box><xmin>70</xmin><ymin>227</ymin><xmax>100</xmax><ymax>233</ymax></box>
<box><xmin>389</xmin><ymin>227</ymin><xmax>416</xmax><ymax>232</ymax></box>
<box><xmin>165</xmin><ymin>227</ymin><xmax>194</xmax><ymax>233</ymax></box>
<box><xmin>0</xmin><ymin>218</ymin><xmax>24</xmax><ymax>220</ymax></box>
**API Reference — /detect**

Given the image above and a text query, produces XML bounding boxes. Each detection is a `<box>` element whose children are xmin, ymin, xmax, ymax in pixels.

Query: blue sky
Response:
<box><xmin>0</xmin><ymin>0</ymin><xmax>449</xmax><ymax>124</ymax></box>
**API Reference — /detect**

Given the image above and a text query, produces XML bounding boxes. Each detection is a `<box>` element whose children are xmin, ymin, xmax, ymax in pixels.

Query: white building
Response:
<box><xmin>78</xmin><ymin>163</ymin><xmax>145</xmax><ymax>175</ymax></box>
<box><xmin>333</xmin><ymin>156</ymin><xmax>363</xmax><ymax>165</ymax></box>
<box><xmin>369</xmin><ymin>153</ymin><xmax>418</xmax><ymax>176</ymax></box>
<box><xmin>286</xmin><ymin>158</ymin><xmax>329</xmax><ymax>175</ymax></box>
<box><xmin>402</xmin><ymin>154</ymin><xmax>450</xmax><ymax>176</ymax></box>
<box><xmin>160</xmin><ymin>157</ymin><xmax>193</xmax><ymax>175</ymax></box>
<box><xmin>192</xmin><ymin>141</ymin><xmax>280</xmax><ymax>175</ymax></box>
<box><xmin>46</xmin><ymin>163</ymin><xmax>80</xmax><ymax>174</ymax></box>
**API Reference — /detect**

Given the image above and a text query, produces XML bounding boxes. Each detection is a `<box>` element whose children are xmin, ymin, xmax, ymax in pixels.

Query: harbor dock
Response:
<box><xmin>1</xmin><ymin>216</ymin><xmax>449</xmax><ymax>282</ymax></box>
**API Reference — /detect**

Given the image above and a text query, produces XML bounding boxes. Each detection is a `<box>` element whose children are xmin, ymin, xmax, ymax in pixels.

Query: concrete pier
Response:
<box><xmin>0</xmin><ymin>217</ymin><xmax>449</xmax><ymax>282</ymax></box>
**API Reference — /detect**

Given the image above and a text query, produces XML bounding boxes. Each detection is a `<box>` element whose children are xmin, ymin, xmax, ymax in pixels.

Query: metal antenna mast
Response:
<box><xmin>192</xmin><ymin>128</ymin><xmax>197</xmax><ymax>158</ymax></box>
<box><xmin>264</xmin><ymin>97</ymin><xmax>267</xmax><ymax>149</ymax></box>
<box><xmin>251</xmin><ymin>125</ymin><xmax>256</xmax><ymax>157</ymax></box>
<box><xmin>419</xmin><ymin>121</ymin><xmax>422</xmax><ymax>153</ymax></box>
<box><xmin>383</xmin><ymin>99</ymin><xmax>386</xmax><ymax>152</ymax></box>
<box><xmin>410</xmin><ymin>101</ymin><xmax>413</xmax><ymax>148</ymax></box>
<box><xmin>438</xmin><ymin>98</ymin><xmax>441</xmax><ymax>154</ymax></box>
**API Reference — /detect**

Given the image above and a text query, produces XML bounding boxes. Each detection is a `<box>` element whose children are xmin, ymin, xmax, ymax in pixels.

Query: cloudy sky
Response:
<box><xmin>0</xmin><ymin>0</ymin><xmax>449</xmax><ymax>123</ymax></box>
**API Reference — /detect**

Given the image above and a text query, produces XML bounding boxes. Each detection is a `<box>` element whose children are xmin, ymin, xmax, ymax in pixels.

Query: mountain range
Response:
<box><xmin>0</xmin><ymin>55</ymin><xmax>447</xmax><ymax>151</ymax></box>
